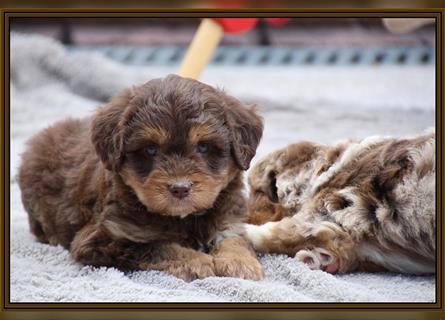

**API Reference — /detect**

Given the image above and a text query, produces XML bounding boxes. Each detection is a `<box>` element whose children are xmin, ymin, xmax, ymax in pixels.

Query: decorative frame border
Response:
<box><xmin>1</xmin><ymin>7</ymin><xmax>443</xmax><ymax>320</ymax></box>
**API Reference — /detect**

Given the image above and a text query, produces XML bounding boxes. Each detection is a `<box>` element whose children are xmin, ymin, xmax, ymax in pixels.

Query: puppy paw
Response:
<box><xmin>214</xmin><ymin>255</ymin><xmax>264</xmax><ymax>280</ymax></box>
<box><xmin>295</xmin><ymin>247</ymin><xmax>340</xmax><ymax>274</ymax></box>
<box><xmin>141</xmin><ymin>255</ymin><xmax>215</xmax><ymax>282</ymax></box>
<box><xmin>172</xmin><ymin>257</ymin><xmax>216</xmax><ymax>282</ymax></box>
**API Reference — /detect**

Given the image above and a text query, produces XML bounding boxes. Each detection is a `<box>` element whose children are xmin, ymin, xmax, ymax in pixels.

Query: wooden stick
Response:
<box><xmin>177</xmin><ymin>19</ymin><xmax>224</xmax><ymax>80</ymax></box>
<box><xmin>382</xmin><ymin>18</ymin><xmax>435</xmax><ymax>33</ymax></box>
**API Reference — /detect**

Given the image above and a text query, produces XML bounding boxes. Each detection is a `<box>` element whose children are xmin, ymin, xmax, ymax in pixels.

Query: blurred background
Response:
<box><xmin>10</xmin><ymin>17</ymin><xmax>436</xmax><ymax>165</ymax></box>
<box><xmin>11</xmin><ymin>17</ymin><xmax>435</xmax><ymax>64</ymax></box>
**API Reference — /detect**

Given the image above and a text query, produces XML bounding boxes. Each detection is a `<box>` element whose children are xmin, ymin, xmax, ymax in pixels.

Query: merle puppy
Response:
<box><xmin>18</xmin><ymin>75</ymin><xmax>264</xmax><ymax>281</ymax></box>
<box><xmin>245</xmin><ymin>131</ymin><xmax>435</xmax><ymax>274</ymax></box>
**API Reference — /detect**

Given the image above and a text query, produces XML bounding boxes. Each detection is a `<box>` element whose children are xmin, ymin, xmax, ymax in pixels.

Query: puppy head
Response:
<box><xmin>91</xmin><ymin>74</ymin><xmax>263</xmax><ymax>216</ymax></box>
<box><xmin>247</xmin><ymin>142</ymin><xmax>326</xmax><ymax>224</ymax></box>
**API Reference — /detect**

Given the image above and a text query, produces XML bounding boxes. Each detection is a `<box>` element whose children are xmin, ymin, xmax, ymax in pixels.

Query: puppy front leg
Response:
<box><xmin>139</xmin><ymin>243</ymin><xmax>215</xmax><ymax>282</ymax></box>
<box><xmin>244</xmin><ymin>217</ymin><xmax>354</xmax><ymax>273</ymax></box>
<box><xmin>244</xmin><ymin>217</ymin><xmax>302</xmax><ymax>255</ymax></box>
<box><xmin>211</xmin><ymin>236</ymin><xmax>264</xmax><ymax>280</ymax></box>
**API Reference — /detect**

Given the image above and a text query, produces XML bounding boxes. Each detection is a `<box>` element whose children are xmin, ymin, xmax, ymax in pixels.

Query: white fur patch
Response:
<box><xmin>310</xmin><ymin>135</ymin><xmax>388</xmax><ymax>195</ymax></box>
<box><xmin>244</xmin><ymin>222</ymin><xmax>276</xmax><ymax>250</ymax></box>
<box><xmin>212</xmin><ymin>225</ymin><xmax>243</xmax><ymax>245</ymax></box>
<box><xmin>358</xmin><ymin>243</ymin><xmax>435</xmax><ymax>274</ymax></box>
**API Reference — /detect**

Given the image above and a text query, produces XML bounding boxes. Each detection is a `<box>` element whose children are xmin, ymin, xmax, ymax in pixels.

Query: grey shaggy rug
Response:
<box><xmin>10</xmin><ymin>33</ymin><xmax>436</xmax><ymax>302</ymax></box>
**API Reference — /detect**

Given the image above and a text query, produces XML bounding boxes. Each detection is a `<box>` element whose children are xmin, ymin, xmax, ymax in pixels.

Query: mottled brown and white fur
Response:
<box><xmin>245</xmin><ymin>130</ymin><xmax>435</xmax><ymax>274</ymax></box>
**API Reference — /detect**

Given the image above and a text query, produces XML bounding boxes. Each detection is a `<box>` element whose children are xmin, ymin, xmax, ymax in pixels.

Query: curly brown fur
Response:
<box><xmin>245</xmin><ymin>131</ymin><xmax>435</xmax><ymax>275</ymax></box>
<box><xmin>18</xmin><ymin>74</ymin><xmax>264</xmax><ymax>281</ymax></box>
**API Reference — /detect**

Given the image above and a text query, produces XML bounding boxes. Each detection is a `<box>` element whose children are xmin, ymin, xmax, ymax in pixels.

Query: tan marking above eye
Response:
<box><xmin>188</xmin><ymin>123</ymin><xmax>219</xmax><ymax>144</ymax></box>
<box><xmin>141</xmin><ymin>126</ymin><xmax>170</xmax><ymax>145</ymax></box>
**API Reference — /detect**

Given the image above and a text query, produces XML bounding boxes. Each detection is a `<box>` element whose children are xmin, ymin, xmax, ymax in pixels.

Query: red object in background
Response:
<box><xmin>210</xmin><ymin>18</ymin><xmax>291</xmax><ymax>34</ymax></box>
<box><xmin>211</xmin><ymin>18</ymin><xmax>259</xmax><ymax>34</ymax></box>
<box><xmin>264</xmin><ymin>18</ymin><xmax>292</xmax><ymax>26</ymax></box>
<box><xmin>212</xmin><ymin>0</ymin><xmax>291</xmax><ymax>32</ymax></box>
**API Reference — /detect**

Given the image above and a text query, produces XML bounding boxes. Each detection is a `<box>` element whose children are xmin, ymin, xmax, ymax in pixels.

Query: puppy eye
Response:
<box><xmin>146</xmin><ymin>145</ymin><xmax>159</xmax><ymax>156</ymax></box>
<box><xmin>197</xmin><ymin>142</ymin><xmax>209</xmax><ymax>154</ymax></box>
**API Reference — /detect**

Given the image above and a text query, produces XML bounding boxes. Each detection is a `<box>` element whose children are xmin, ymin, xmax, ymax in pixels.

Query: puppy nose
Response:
<box><xmin>168</xmin><ymin>181</ymin><xmax>192</xmax><ymax>199</ymax></box>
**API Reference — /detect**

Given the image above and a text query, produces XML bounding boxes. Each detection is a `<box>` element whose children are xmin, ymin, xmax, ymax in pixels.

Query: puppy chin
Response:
<box><xmin>140</xmin><ymin>194</ymin><xmax>215</xmax><ymax>218</ymax></box>
<box><xmin>159</xmin><ymin>199</ymin><xmax>202</xmax><ymax>218</ymax></box>
<box><xmin>167</xmin><ymin>207</ymin><xmax>207</xmax><ymax>219</ymax></box>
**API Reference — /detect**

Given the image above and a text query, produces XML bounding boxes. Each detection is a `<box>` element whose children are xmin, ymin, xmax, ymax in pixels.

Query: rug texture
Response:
<box><xmin>10</xmin><ymin>33</ymin><xmax>436</xmax><ymax>302</ymax></box>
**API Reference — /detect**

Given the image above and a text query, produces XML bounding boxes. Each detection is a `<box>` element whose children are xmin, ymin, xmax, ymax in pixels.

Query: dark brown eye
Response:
<box><xmin>146</xmin><ymin>145</ymin><xmax>159</xmax><ymax>156</ymax></box>
<box><xmin>197</xmin><ymin>142</ymin><xmax>209</xmax><ymax>154</ymax></box>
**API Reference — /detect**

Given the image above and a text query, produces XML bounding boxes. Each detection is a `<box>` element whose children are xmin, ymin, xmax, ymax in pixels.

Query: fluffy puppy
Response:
<box><xmin>245</xmin><ymin>131</ymin><xmax>435</xmax><ymax>274</ymax></box>
<box><xmin>18</xmin><ymin>74</ymin><xmax>264</xmax><ymax>281</ymax></box>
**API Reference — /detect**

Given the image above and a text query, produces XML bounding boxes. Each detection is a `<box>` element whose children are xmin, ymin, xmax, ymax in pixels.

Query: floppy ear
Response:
<box><xmin>90</xmin><ymin>88</ymin><xmax>133</xmax><ymax>171</ymax></box>
<box><xmin>224</xmin><ymin>96</ymin><xmax>264</xmax><ymax>170</ymax></box>
<box><xmin>248</xmin><ymin>151</ymin><xmax>282</xmax><ymax>203</ymax></box>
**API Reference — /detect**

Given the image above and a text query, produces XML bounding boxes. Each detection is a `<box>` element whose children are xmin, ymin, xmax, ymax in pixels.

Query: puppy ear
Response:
<box><xmin>91</xmin><ymin>88</ymin><xmax>133</xmax><ymax>171</ymax></box>
<box><xmin>248</xmin><ymin>152</ymin><xmax>282</xmax><ymax>203</ymax></box>
<box><xmin>224</xmin><ymin>96</ymin><xmax>264</xmax><ymax>170</ymax></box>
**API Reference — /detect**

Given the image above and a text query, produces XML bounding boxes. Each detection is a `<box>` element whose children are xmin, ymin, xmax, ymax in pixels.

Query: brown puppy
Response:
<box><xmin>18</xmin><ymin>74</ymin><xmax>264</xmax><ymax>281</ymax></box>
<box><xmin>245</xmin><ymin>131</ymin><xmax>435</xmax><ymax>274</ymax></box>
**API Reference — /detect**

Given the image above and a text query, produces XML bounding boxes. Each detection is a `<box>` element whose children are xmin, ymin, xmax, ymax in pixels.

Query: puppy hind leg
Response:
<box><xmin>70</xmin><ymin>223</ymin><xmax>120</xmax><ymax>268</ymax></box>
<box><xmin>27</xmin><ymin>214</ymin><xmax>49</xmax><ymax>244</ymax></box>
<box><xmin>71</xmin><ymin>223</ymin><xmax>216</xmax><ymax>281</ymax></box>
